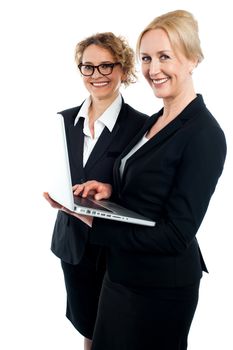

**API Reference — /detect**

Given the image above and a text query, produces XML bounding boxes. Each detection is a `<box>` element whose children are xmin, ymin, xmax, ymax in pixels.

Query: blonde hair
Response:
<box><xmin>136</xmin><ymin>10</ymin><xmax>204</xmax><ymax>64</ymax></box>
<box><xmin>75</xmin><ymin>32</ymin><xmax>136</xmax><ymax>86</ymax></box>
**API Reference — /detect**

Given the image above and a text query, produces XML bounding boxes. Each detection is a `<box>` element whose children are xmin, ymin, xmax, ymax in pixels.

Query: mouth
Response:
<box><xmin>151</xmin><ymin>77</ymin><xmax>170</xmax><ymax>86</ymax></box>
<box><xmin>90</xmin><ymin>81</ymin><xmax>109</xmax><ymax>87</ymax></box>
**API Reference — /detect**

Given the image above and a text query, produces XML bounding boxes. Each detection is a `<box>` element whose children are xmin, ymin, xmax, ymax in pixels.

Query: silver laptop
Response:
<box><xmin>48</xmin><ymin>114</ymin><xmax>156</xmax><ymax>227</ymax></box>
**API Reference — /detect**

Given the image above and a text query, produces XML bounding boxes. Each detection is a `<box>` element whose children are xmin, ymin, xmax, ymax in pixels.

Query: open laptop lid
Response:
<box><xmin>48</xmin><ymin>114</ymin><xmax>156</xmax><ymax>227</ymax></box>
<box><xmin>48</xmin><ymin>114</ymin><xmax>75</xmax><ymax>211</ymax></box>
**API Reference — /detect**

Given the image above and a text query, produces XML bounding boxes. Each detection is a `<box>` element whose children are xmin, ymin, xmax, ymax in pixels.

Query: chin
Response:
<box><xmin>92</xmin><ymin>91</ymin><xmax>109</xmax><ymax>98</ymax></box>
<box><xmin>153</xmin><ymin>90</ymin><xmax>164</xmax><ymax>99</ymax></box>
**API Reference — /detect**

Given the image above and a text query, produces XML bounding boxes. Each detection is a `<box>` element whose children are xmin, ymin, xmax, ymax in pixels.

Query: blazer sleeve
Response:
<box><xmin>90</xmin><ymin>125</ymin><xmax>227</xmax><ymax>255</ymax></box>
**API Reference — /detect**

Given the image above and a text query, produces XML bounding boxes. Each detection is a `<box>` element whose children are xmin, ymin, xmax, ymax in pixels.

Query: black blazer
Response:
<box><xmin>90</xmin><ymin>95</ymin><xmax>227</xmax><ymax>288</ymax></box>
<box><xmin>51</xmin><ymin>98</ymin><xmax>148</xmax><ymax>264</ymax></box>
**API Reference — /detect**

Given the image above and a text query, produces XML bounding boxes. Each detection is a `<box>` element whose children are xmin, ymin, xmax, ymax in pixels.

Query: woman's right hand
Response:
<box><xmin>73</xmin><ymin>181</ymin><xmax>112</xmax><ymax>200</ymax></box>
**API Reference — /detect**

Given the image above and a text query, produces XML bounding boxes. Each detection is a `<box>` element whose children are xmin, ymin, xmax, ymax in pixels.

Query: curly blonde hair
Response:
<box><xmin>75</xmin><ymin>32</ymin><xmax>136</xmax><ymax>87</ymax></box>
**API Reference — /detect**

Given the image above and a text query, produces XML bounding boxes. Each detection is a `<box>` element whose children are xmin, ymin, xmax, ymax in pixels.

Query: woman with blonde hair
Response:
<box><xmin>73</xmin><ymin>10</ymin><xmax>227</xmax><ymax>349</ymax></box>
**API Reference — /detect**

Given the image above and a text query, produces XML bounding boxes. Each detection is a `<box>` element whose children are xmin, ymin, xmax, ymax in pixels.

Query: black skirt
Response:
<box><xmin>92</xmin><ymin>273</ymin><xmax>200</xmax><ymax>350</ymax></box>
<box><xmin>61</xmin><ymin>244</ymin><xmax>105</xmax><ymax>339</ymax></box>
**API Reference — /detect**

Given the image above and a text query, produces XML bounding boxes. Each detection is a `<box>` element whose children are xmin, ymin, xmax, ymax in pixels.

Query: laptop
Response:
<box><xmin>48</xmin><ymin>114</ymin><xmax>156</xmax><ymax>227</ymax></box>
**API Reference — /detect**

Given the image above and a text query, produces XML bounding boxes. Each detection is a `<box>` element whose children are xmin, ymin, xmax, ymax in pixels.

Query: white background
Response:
<box><xmin>0</xmin><ymin>0</ymin><xmax>232</xmax><ymax>349</ymax></box>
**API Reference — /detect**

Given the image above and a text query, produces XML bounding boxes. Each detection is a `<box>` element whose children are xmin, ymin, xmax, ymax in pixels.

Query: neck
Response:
<box><xmin>89</xmin><ymin>93</ymin><xmax>119</xmax><ymax>122</ymax></box>
<box><xmin>162</xmin><ymin>88</ymin><xmax>196</xmax><ymax>122</ymax></box>
<box><xmin>146</xmin><ymin>87</ymin><xmax>196</xmax><ymax>140</ymax></box>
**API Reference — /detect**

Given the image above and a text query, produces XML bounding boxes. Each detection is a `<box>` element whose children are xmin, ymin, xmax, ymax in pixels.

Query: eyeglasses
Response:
<box><xmin>78</xmin><ymin>62</ymin><xmax>121</xmax><ymax>76</ymax></box>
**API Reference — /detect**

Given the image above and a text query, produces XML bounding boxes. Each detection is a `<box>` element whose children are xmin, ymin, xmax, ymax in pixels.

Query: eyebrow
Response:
<box><xmin>140</xmin><ymin>50</ymin><xmax>172</xmax><ymax>55</ymax></box>
<box><xmin>82</xmin><ymin>60</ymin><xmax>114</xmax><ymax>65</ymax></box>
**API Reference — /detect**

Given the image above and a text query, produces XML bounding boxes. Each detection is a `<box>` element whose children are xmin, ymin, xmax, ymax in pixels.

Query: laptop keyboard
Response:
<box><xmin>73</xmin><ymin>195</ymin><xmax>112</xmax><ymax>212</ymax></box>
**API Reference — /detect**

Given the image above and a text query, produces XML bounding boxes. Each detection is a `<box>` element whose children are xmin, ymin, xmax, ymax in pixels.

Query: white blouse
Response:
<box><xmin>74</xmin><ymin>94</ymin><xmax>122</xmax><ymax>166</ymax></box>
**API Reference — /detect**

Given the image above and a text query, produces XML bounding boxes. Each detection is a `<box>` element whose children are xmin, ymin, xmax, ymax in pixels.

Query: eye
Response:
<box><xmin>83</xmin><ymin>65</ymin><xmax>94</xmax><ymax>71</ymax></box>
<box><xmin>159</xmin><ymin>54</ymin><xmax>170</xmax><ymax>61</ymax></box>
<box><xmin>99</xmin><ymin>63</ymin><xmax>112</xmax><ymax>70</ymax></box>
<box><xmin>141</xmin><ymin>56</ymin><xmax>151</xmax><ymax>63</ymax></box>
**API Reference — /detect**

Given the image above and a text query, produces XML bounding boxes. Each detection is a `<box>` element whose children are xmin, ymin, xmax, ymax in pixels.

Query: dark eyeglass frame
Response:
<box><xmin>78</xmin><ymin>62</ymin><xmax>121</xmax><ymax>76</ymax></box>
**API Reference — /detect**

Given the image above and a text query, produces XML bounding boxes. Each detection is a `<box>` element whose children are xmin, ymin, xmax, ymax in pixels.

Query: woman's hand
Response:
<box><xmin>43</xmin><ymin>192</ymin><xmax>63</xmax><ymax>209</ymax></box>
<box><xmin>60</xmin><ymin>206</ymin><xmax>93</xmax><ymax>227</ymax></box>
<box><xmin>73</xmin><ymin>181</ymin><xmax>112</xmax><ymax>200</ymax></box>
<box><xmin>43</xmin><ymin>192</ymin><xmax>93</xmax><ymax>227</ymax></box>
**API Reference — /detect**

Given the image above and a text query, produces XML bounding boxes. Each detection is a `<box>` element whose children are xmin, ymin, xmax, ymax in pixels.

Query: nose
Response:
<box><xmin>149</xmin><ymin>59</ymin><xmax>161</xmax><ymax>76</ymax></box>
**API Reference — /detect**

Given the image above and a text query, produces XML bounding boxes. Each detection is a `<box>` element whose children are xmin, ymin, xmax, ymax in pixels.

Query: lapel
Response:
<box><xmin>84</xmin><ymin>98</ymin><xmax>127</xmax><ymax>173</ymax></box>
<box><xmin>63</xmin><ymin>97</ymin><xmax>125</xmax><ymax>178</ymax></box>
<box><xmin>114</xmin><ymin>94</ymin><xmax>205</xmax><ymax>192</ymax></box>
<box><xmin>66</xmin><ymin>117</ymin><xmax>85</xmax><ymax>182</ymax></box>
<box><xmin>125</xmin><ymin>115</ymin><xmax>183</xmax><ymax>164</ymax></box>
<box><xmin>84</xmin><ymin>123</ymin><xmax>120</xmax><ymax>173</ymax></box>
<box><xmin>113</xmin><ymin>112</ymin><xmax>160</xmax><ymax>192</ymax></box>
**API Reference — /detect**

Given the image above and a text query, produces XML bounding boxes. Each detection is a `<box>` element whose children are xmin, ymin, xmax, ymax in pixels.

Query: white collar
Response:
<box><xmin>74</xmin><ymin>94</ymin><xmax>122</xmax><ymax>132</ymax></box>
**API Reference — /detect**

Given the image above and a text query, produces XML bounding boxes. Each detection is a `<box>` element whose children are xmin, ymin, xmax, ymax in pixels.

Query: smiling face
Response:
<box><xmin>139</xmin><ymin>29</ymin><xmax>196</xmax><ymax>102</ymax></box>
<box><xmin>80</xmin><ymin>44</ymin><xmax>125</xmax><ymax>103</ymax></box>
